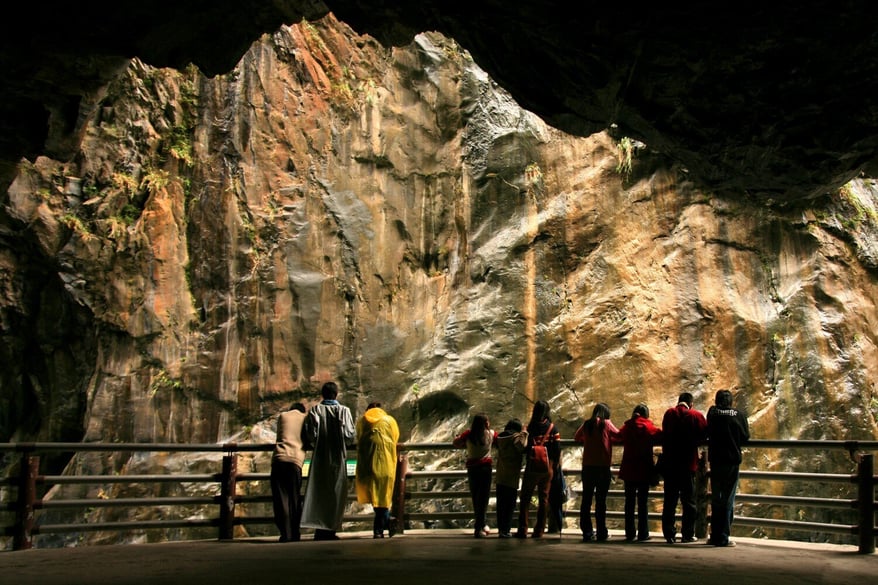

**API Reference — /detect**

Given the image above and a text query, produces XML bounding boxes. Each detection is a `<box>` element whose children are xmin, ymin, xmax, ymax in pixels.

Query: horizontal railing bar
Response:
<box><xmin>736</xmin><ymin>494</ymin><xmax>857</xmax><ymax>509</ymax></box>
<box><xmin>739</xmin><ymin>471</ymin><xmax>854</xmax><ymax>482</ymax></box>
<box><xmin>406</xmin><ymin>491</ymin><xmax>471</xmax><ymax>499</ymax></box>
<box><xmin>3</xmin><ymin>439</ymin><xmax>877</xmax><ymax>454</ymax></box>
<box><xmin>34</xmin><ymin>497</ymin><xmax>219</xmax><ymax>508</ymax></box>
<box><xmin>38</xmin><ymin>474</ymin><xmax>220</xmax><ymax>484</ymax></box>
<box><xmin>734</xmin><ymin>516</ymin><xmax>858</xmax><ymax>535</ymax></box>
<box><xmin>31</xmin><ymin>519</ymin><xmax>218</xmax><ymax>533</ymax></box>
<box><xmin>0</xmin><ymin>443</ymin><xmax>272</xmax><ymax>453</ymax></box>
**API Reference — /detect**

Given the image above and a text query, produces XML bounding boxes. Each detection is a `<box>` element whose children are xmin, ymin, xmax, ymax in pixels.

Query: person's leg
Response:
<box><xmin>290</xmin><ymin>464</ymin><xmax>303</xmax><ymax>541</ymax></box>
<box><xmin>662</xmin><ymin>473</ymin><xmax>680</xmax><ymax>542</ymax></box>
<box><xmin>709</xmin><ymin>463</ymin><xmax>738</xmax><ymax>545</ymax></box>
<box><xmin>595</xmin><ymin>466</ymin><xmax>611</xmax><ymax>540</ymax></box>
<box><xmin>270</xmin><ymin>459</ymin><xmax>292</xmax><ymax>542</ymax></box>
<box><xmin>471</xmin><ymin>465</ymin><xmax>491</xmax><ymax>536</ymax></box>
<box><xmin>496</xmin><ymin>483</ymin><xmax>514</xmax><ymax>536</ymax></box>
<box><xmin>680</xmin><ymin>471</ymin><xmax>697</xmax><ymax>541</ymax></box>
<box><xmin>533</xmin><ymin>470</ymin><xmax>552</xmax><ymax>537</ymax></box>
<box><xmin>636</xmin><ymin>482</ymin><xmax>650</xmax><ymax>540</ymax></box>
<box><xmin>516</xmin><ymin>473</ymin><xmax>536</xmax><ymax>537</ymax></box>
<box><xmin>580</xmin><ymin>468</ymin><xmax>596</xmax><ymax>539</ymax></box>
<box><xmin>624</xmin><ymin>481</ymin><xmax>636</xmax><ymax>540</ymax></box>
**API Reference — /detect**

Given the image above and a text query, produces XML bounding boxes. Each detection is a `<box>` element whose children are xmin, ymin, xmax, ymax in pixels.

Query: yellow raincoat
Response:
<box><xmin>355</xmin><ymin>407</ymin><xmax>400</xmax><ymax>508</ymax></box>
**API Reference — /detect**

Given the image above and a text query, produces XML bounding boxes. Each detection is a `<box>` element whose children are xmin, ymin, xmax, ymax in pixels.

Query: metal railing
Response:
<box><xmin>1</xmin><ymin>439</ymin><xmax>875</xmax><ymax>553</ymax></box>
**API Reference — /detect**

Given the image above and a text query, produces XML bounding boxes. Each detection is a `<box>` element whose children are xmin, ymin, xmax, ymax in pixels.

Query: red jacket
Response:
<box><xmin>617</xmin><ymin>415</ymin><xmax>662</xmax><ymax>483</ymax></box>
<box><xmin>574</xmin><ymin>417</ymin><xmax>620</xmax><ymax>467</ymax></box>
<box><xmin>661</xmin><ymin>403</ymin><xmax>707</xmax><ymax>472</ymax></box>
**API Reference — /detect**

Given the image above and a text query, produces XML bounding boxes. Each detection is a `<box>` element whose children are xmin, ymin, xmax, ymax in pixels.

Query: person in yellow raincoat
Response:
<box><xmin>355</xmin><ymin>402</ymin><xmax>400</xmax><ymax>538</ymax></box>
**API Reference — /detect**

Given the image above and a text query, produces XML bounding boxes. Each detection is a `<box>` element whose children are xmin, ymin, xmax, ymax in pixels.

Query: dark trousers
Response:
<box><xmin>624</xmin><ymin>480</ymin><xmax>650</xmax><ymax>540</ymax></box>
<box><xmin>580</xmin><ymin>465</ymin><xmax>611</xmax><ymax>538</ymax></box>
<box><xmin>467</xmin><ymin>464</ymin><xmax>493</xmax><ymax>533</ymax></box>
<box><xmin>270</xmin><ymin>459</ymin><xmax>303</xmax><ymax>542</ymax></box>
<box><xmin>373</xmin><ymin>507</ymin><xmax>390</xmax><ymax>536</ymax></box>
<box><xmin>547</xmin><ymin>467</ymin><xmax>565</xmax><ymax>532</ymax></box>
<box><xmin>662</xmin><ymin>469</ymin><xmax>696</xmax><ymax>540</ymax></box>
<box><xmin>495</xmin><ymin>483</ymin><xmax>518</xmax><ymax>536</ymax></box>
<box><xmin>709</xmin><ymin>463</ymin><xmax>740</xmax><ymax>545</ymax></box>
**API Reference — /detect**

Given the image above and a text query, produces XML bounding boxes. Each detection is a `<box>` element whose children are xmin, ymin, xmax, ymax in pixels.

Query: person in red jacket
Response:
<box><xmin>574</xmin><ymin>402</ymin><xmax>620</xmax><ymax>541</ymax></box>
<box><xmin>617</xmin><ymin>403</ymin><xmax>662</xmax><ymax>542</ymax></box>
<box><xmin>660</xmin><ymin>392</ymin><xmax>707</xmax><ymax>543</ymax></box>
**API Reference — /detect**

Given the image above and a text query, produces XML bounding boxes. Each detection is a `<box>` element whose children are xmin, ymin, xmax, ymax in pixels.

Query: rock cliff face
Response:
<box><xmin>2</xmin><ymin>15</ymin><xmax>878</xmax><ymax>480</ymax></box>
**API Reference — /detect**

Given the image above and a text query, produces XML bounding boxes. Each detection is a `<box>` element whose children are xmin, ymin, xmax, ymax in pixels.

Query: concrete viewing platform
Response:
<box><xmin>1</xmin><ymin>530</ymin><xmax>873</xmax><ymax>585</ymax></box>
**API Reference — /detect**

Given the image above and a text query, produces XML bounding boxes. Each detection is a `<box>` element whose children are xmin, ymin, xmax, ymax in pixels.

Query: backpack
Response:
<box><xmin>528</xmin><ymin>423</ymin><xmax>554</xmax><ymax>473</ymax></box>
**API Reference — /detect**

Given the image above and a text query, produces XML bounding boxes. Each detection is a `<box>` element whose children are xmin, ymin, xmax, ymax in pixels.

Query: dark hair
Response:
<box><xmin>678</xmin><ymin>392</ymin><xmax>694</xmax><ymax>407</ymax></box>
<box><xmin>367</xmin><ymin>402</ymin><xmax>381</xmax><ymax>410</ymax></box>
<box><xmin>504</xmin><ymin>418</ymin><xmax>523</xmax><ymax>433</ymax></box>
<box><xmin>470</xmin><ymin>413</ymin><xmax>490</xmax><ymax>445</ymax></box>
<box><xmin>584</xmin><ymin>402</ymin><xmax>611</xmax><ymax>433</ymax></box>
<box><xmin>290</xmin><ymin>402</ymin><xmax>306</xmax><ymax>413</ymax></box>
<box><xmin>715</xmin><ymin>390</ymin><xmax>733</xmax><ymax>408</ymax></box>
<box><xmin>321</xmin><ymin>381</ymin><xmax>339</xmax><ymax>400</ymax></box>
<box><xmin>529</xmin><ymin>400</ymin><xmax>550</xmax><ymax>427</ymax></box>
<box><xmin>632</xmin><ymin>403</ymin><xmax>649</xmax><ymax>419</ymax></box>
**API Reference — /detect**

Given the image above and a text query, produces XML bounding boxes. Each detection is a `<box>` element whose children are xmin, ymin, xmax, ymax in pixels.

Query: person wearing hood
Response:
<box><xmin>355</xmin><ymin>402</ymin><xmax>400</xmax><ymax>539</ymax></box>
<box><xmin>574</xmin><ymin>402</ymin><xmax>620</xmax><ymax>541</ymax></box>
<box><xmin>617</xmin><ymin>403</ymin><xmax>662</xmax><ymax>542</ymax></box>
<box><xmin>493</xmin><ymin>418</ymin><xmax>529</xmax><ymax>538</ymax></box>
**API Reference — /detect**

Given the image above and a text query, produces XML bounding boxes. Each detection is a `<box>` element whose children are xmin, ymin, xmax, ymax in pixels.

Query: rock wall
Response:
<box><xmin>2</xmin><ymin>15</ymin><xmax>877</xmax><ymax>470</ymax></box>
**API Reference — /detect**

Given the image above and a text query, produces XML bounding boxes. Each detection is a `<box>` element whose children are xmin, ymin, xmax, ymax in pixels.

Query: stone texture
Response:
<box><xmin>4</xmin><ymin>2</ymin><xmax>878</xmax><ymax>203</ymax></box>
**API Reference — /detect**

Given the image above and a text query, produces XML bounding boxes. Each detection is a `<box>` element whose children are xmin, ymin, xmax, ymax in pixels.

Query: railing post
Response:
<box><xmin>13</xmin><ymin>450</ymin><xmax>38</xmax><ymax>551</ymax></box>
<box><xmin>391</xmin><ymin>452</ymin><xmax>408</xmax><ymax>536</ymax></box>
<box><xmin>856</xmin><ymin>452</ymin><xmax>875</xmax><ymax>554</ymax></box>
<box><xmin>695</xmin><ymin>450</ymin><xmax>709</xmax><ymax>539</ymax></box>
<box><xmin>219</xmin><ymin>451</ymin><xmax>238</xmax><ymax>541</ymax></box>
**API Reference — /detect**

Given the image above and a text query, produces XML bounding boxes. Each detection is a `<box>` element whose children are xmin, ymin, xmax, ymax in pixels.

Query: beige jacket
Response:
<box><xmin>273</xmin><ymin>409</ymin><xmax>307</xmax><ymax>467</ymax></box>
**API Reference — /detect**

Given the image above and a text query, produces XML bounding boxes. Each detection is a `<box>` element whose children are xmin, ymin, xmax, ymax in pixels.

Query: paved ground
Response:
<box><xmin>0</xmin><ymin>530</ymin><xmax>873</xmax><ymax>585</ymax></box>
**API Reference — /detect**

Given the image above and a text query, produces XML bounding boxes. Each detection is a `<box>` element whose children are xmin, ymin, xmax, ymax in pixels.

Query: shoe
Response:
<box><xmin>482</xmin><ymin>526</ymin><xmax>491</xmax><ymax>536</ymax></box>
<box><xmin>582</xmin><ymin>534</ymin><xmax>596</xmax><ymax>542</ymax></box>
<box><xmin>596</xmin><ymin>534</ymin><xmax>609</xmax><ymax>542</ymax></box>
<box><xmin>514</xmin><ymin>531</ymin><xmax>528</xmax><ymax>539</ymax></box>
<box><xmin>682</xmin><ymin>536</ymin><xmax>698</xmax><ymax>543</ymax></box>
<box><xmin>714</xmin><ymin>540</ymin><xmax>736</xmax><ymax>547</ymax></box>
<box><xmin>637</xmin><ymin>535</ymin><xmax>652</xmax><ymax>542</ymax></box>
<box><xmin>531</xmin><ymin>532</ymin><xmax>543</xmax><ymax>539</ymax></box>
<box><xmin>498</xmin><ymin>532</ymin><xmax>512</xmax><ymax>539</ymax></box>
<box><xmin>664</xmin><ymin>535</ymin><xmax>676</xmax><ymax>544</ymax></box>
<box><xmin>473</xmin><ymin>530</ymin><xmax>484</xmax><ymax>538</ymax></box>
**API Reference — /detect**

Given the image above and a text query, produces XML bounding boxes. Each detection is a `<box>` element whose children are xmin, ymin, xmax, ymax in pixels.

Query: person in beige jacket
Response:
<box><xmin>270</xmin><ymin>402</ymin><xmax>307</xmax><ymax>542</ymax></box>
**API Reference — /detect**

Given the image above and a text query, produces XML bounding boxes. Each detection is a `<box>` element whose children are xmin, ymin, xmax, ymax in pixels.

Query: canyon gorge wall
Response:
<box><xmin>1</xmin><ymin>14</ymin><xmax>878</xmax><ymax>542</ymax></box>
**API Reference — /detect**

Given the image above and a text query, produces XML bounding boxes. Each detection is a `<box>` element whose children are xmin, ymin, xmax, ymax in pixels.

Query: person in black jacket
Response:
<box><xmin>706</xmin><ymin>389</ymin><xmax>750</xmax><ymax>547</ymax></box>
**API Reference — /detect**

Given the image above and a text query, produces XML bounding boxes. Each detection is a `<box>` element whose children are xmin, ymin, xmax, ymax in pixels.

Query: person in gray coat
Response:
<box><xmin>300</xmin><ymin>382</ymin><xmax>355</xmax><ymax>540</ymax></box>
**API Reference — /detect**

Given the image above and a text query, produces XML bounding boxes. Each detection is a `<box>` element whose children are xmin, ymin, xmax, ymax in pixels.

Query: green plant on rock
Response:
<box><xmin>616</xmin><ymin>136</ymin><xmax>635</xmax><ymax>179</ymax></box>
<box><xmin>141</xmin><ymin>169</ymin><xmax>170</xmax><ymax>194</ymax></box>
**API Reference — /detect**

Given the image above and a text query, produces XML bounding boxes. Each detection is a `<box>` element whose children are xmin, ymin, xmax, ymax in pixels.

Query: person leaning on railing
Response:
<box><xmin>706</xmin><ymin>389</ymin><xmax>750</xmax><ymax>547</ymax></box>
<box><xmin>270</xmin><ymin>402</ymin><xmax>308</xmax><ymax>542</ymax></box>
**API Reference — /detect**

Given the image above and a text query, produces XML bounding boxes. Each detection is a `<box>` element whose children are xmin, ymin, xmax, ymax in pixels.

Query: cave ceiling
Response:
<box><xmin>3</xmin><ymin>1</ymin><xmax>878</xmax><ymax>205</ymax></box>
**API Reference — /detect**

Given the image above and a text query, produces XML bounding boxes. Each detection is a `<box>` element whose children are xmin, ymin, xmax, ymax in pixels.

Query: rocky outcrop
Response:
<box><xmin>4</xmin><ymin>3</ymin><xmax>878</xmax><ymax>204</ymax></box>
<box><xmin>1</xmin><ymin>14</ymin><xmax>877</xmax><ymax>544</ymax></box>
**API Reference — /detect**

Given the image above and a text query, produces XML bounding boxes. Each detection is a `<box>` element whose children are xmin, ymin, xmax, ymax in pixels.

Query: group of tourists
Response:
<box><xmin>453</xmin><ymin>390</ymin><xmax>749</xmax><ymax>546</ymax></box>
<box><xmin>269</xmin><ymin>381</ymin><xmax>399</xmax><ymax>542</ymax></box>
<box><xmin>270</xmin><ymin>382</ymin><xmax>749</xmax><ymax>547</ymax></box>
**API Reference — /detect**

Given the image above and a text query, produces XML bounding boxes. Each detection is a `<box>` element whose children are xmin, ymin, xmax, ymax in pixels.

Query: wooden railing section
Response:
<box><xmin>1</xmin><ymin>439</ymin><xmax>875</xmax><ymax>553</ymax></box>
